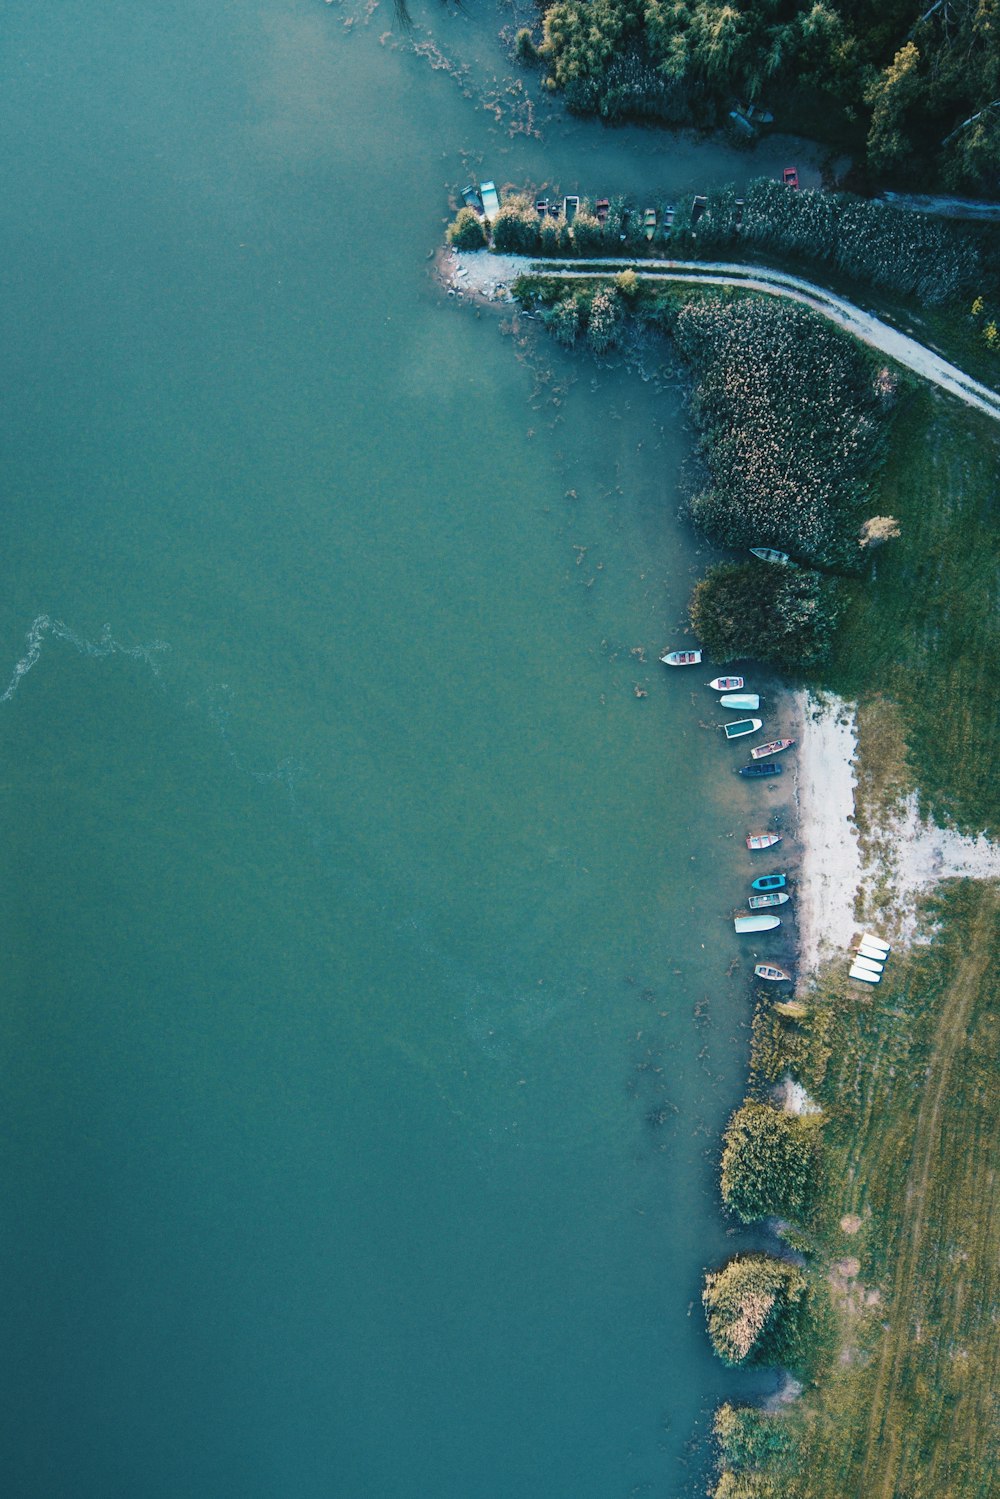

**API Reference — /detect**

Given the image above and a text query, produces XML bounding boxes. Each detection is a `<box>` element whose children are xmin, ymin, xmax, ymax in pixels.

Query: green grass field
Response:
<box><xmin>814</xmin><ymin>383</ymin><xmax>1000</xmax><ymax>838</ymax></box>
<box><xmin>738</xmin><ymin>883</ymin><xmax>1000</xmax><ymax>1499</ymax></box>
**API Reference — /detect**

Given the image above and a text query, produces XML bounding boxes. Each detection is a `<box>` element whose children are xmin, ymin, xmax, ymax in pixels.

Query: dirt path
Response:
<box><xmin>444</xmin><ymin>250</ymin><xmax>1000</xmax><ymax>424</ymax></box>
<box><xmin>858</xmin><ymin>888</ymin><xmax>999</xmax><ymax>1495</ymax></box>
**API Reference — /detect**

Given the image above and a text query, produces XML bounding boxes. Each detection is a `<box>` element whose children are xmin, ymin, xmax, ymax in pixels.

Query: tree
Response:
<box><xmin>446</xmin><ymin>207</ymin><xmax>487</xmax><ymax>251</ymax></box>
<box><xmin>858</xmin><ymin>515</ymin><xmax>901</xmax><ymax>548</ymax></box>
<box><xmin>864</xmin><ymin>42</ymin><xmax>921</xmax><ymax>172</ymax></box>
<box><xmin>702</xmin><ymin>1254</ymin><xmax>809</xmax><ymax>1366</ymax></box>
<box><xmin>720</xmin><ymin>1101</ymin><xmax>820</xmax><ymax>1223</ymax></box>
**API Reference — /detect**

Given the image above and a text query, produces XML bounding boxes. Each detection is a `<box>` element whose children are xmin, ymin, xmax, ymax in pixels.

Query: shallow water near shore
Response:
<box><xmin>0</xmin><ymin>5</ymin><xmax>800</xmax><ymax>1494</ymax></box>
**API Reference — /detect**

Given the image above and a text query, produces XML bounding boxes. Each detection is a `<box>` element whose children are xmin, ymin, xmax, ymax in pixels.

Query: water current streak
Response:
<box><xmin>0</xmin><ymin>614</ymin><xmax>171</xmax><ymax>704</ymax></box>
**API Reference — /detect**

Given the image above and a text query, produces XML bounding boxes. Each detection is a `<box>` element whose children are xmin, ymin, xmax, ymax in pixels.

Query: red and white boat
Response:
<box><xmin>746</xmin><ymin>832</ymin><xmax>782</xmax><ymax>851</ymax></box>
<box><xmin>706</xmin><ymin>676</ymin><xmax>743</xmax><ymax>691</ymax></box>
<box><xmin>750</xmin><ymin>738</ymin><xmax>796</xmax><ymax>760</ymax></box>
<box><xmin>660</xmin><ymin>649</ymin><xmax>702</xmax><ymax>666</ymax></box>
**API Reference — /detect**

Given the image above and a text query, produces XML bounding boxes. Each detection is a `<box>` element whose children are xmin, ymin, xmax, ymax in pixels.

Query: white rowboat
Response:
<box><xmin>861</xmin><ymin>933</ymin><xmax>891</xmax><ymax>953</ymax></box>
<box><xmin>734</xmin><ymin>913</ymin><xmax>781</xmax><ymax>933</ymax></box>
<box><xmin>661</xmin><ymin>649</ymin><xmax>703</xmax><ymax>666</ymax></box>
<box><xmin>707</xmin><ymin>676</ymin><xmax>744</xmax><ymax>691</ymax></box>
<box><xmin>853</xmin><ymin>955</ymin><xmax>884</xmax><ymax>975</ymax></box>
<box><xmin>857</xmin><ymin>942</ymin><xmax>889</xmax><ymax>963</ymax></box>
<box><xmin>723</xmin><ymin>718</ymin><xmax>763</xmax><ymax>740</ymax></box>
<box><xmin>849</xmin><ymin>964</ymin><xmax>880</xmax><ymax>984</ymax></box>
<box><xmin>720</xmin><ymin>693</ymin><xmax>760</xmax><ymax>710</ymax></box>
<box><xmin>754</xmin><ymin>964</ymin><xmax>791</xmax><ymax>982</ymax></box>
<box><xmin>746</xmin><ymin>833</ymin><xmax>782</xmax><ymax>850</ymax></box>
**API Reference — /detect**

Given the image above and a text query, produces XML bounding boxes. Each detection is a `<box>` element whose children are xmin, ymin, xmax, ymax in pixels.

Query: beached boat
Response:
<box><xmin>783</xmin><ymin>166</ymin><xmax>800</xmax><ymax>189</ymax></box>
<box><xmin>852</xmin><ymin>954</ymin><xmax>884</xmax><ymax>975</ymax></box>
<box><xmin>751</xmin><ymin>873</ymin><xmax>786</xmax><ymax>891</ymax></box>
<box><xmin>642</xmin><ymin>208</ymin><xmax>657</xmax><ymax>240</ymax></box>
<box><xmin>857</xmin><ymin>942</ymin><xmax>889</xmax><ymax>963</ymax></box>
<box><xmin>660</xmin><ymin>649</ymin><xmax>702</xmax><ymax>666</ymax></box>
<box><xmin>861</xmin><ymin>933</ymin><xmax>890</xmax><ymax>953</ymax></box>
<box><xmin>563</xmin><ymin>195</ymin><xmax>580</xmax><ymax>222</ymax></box>
<box><xmin>723</xmin><ymin>718</ymin><xmax>763</xmax><ymax>740</ymax></box>
<box><xmin>535</xmin><ymin>198</ymin><xmax>548</xmax><ymax>215</ymax></box>
<box><xmin>720</xmin><ymin>693</ymin><xmax>759</xmax><ymax>710</ymax></box>
<box><xmin>749</xmin><ymin>547</ymin><xmax>790</xmax><ymax>564</ymax></box>
<box><xmin>461</xmin><ymin>184</ymin><xmax>484</xmax><ymax>215</ymax></box>
<box><xmin>595</xmin><ymin>198</ymin><xmax>610</xmax><ymax>224</ymax></box>
<box><xmin>750</xmin><ymin>739</ymin><xmax>796</xmax><ymax>760</ymax></box>
<box><xmin>746</xmin><ymin>832</ymin><xmax>782</xmax><ymax>850</ymax></box>
<box><xmin>480</xmin><ymin>181</ymin><xmax>501</xmax><ymax>219</ymax></box>
<box><xmin>734</xmin><ymin>913</ymin><xmax>781</xmax><ymax>933</ymax></box>
<box><xmin>849</xmin><ymin>964</ymin><xmax>880</xmax><ymax>984</ymax></box>
<box><xmin>738</xmin><ymin>762</ymin><xmax>782</xmax><ymax>777</ymax></box>
<box><xmin>754</xmin><ymin>963</ymin><xmax>791</xmax><ymax>982</ymax></box>
<box><xmin>691</xmin><ymin>195</ymin><xmax>707</xmax><ymax>224</ymax></box>
<box><xmin>748</xmin><ymin>892</ymin><xmax>789</xmax><ymax>908</ymax></box>
<box><xmin>707</xmin><ymin>676</ymin><xmax>743</xmax><ymax>691</ymax></box>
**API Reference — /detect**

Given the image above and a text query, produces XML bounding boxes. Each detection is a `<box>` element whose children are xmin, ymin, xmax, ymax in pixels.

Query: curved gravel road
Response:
<box><xmin>447</xmin><ymin>250</ymin><xmax>1000</xmax><ymax>425</ymax></box>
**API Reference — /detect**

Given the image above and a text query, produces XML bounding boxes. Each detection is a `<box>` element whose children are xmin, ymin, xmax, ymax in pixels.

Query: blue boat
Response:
<box><xmin>738</xmin><ymin>762</ymin><xmax>782</xmax><ymax>778</ymax></box>
<box><xmin>751</xmin><ymin>873</ymin><xmax>786</xmax><ymax>891</ymax></box>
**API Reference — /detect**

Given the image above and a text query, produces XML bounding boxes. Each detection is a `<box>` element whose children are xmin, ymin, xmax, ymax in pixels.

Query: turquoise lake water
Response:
<box><xmin>0</xmin><ymin>4</ymin><xmax>806</xmax><ymax>1494</ymax></box>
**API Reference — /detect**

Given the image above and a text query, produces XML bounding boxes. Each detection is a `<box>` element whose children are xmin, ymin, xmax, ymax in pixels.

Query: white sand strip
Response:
<box><xmin>794</xmin><ymin>693</ymin><xmax>862</xmax><ymax>973</ymax></box>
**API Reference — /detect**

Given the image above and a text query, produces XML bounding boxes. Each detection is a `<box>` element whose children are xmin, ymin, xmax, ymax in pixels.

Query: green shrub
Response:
<box><xmin>703</xmin><ymin>1254</ymin><xmax>809</xmax><ymax>1366</ymax></box>
<box><xmin>720</xmin><ymin>1101</ymin><xmax>820</xmax><ymax>1224</ymax></box>
<box><xmin>587</xmin><ymin>285</ymin><xmax>622</xmax><ymax>352</ymax></box>
<box><xmin>446</xmin><ymin>207</ymin><xmax>488</xmax><ymax>251</ymax></box>
<box><xmin>690</xmin><ymin>563</ymin><xmax>840</xmax><ymax>671</ymax></box>
<box><xmin>544</xmin><ymin>295</ymin><xmax>583</xmax><ymax>346</ymax></box>
<box><xmin>491</xmin><ymin>195</ymin><xmax>541</xmax><ymax>255</ymax></box>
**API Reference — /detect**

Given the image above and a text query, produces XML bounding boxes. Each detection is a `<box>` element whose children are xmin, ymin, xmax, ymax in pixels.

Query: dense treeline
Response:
<box><xmin>720</xmin><ymin>1100</ymin><xmax>822</xmax><ymax>1222</ymax></box>
<box><xmin>530</xmin><ymin>0</ymin><xmax>1000</xmax><ymax>190</ymax></box>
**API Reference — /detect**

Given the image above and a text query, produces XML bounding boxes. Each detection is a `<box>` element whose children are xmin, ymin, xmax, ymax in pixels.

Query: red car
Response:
<box><xmin>782</xmin><ymin>166</ymin><xmax>799</xmax><ymax>189</ymax></box>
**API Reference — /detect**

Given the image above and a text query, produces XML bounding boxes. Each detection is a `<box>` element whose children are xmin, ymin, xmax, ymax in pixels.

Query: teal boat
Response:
<box><xmin>723</xmin><ymin>717</ymin><xmax>762</xmax><ymax>740</ymax></box>
<box><xmin>751</xmin><ymin>873</ymin><xmax>786</xmax><ymax>891</ymax></box>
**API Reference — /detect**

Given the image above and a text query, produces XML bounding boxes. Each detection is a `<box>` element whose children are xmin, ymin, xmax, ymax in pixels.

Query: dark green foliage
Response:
<box><xmin>721</xmin><ymin>1102</ymin><xmax>820</xmax><ymax>1224</ymax></box>
<box><xmin>690</xmin><ymin>563</ymin><xmax>840</xmax><ymax>672</ymax></box>
<box><xmin>491</xmin><ymin>196</ymin><xmax>542</xmax><ymax>255</ymax></box>
<box><xmin>446</xmin><ymin>207</ymin><xmax>488</xmax><ymax>251</ymax></box>
<box><xmin>514</xmin><ymin>27</ymin><xmax>538</xmax><ymax>63</ymax></box>
<box><xmin>544</xmin><ymin>295</ymin><xmax>583</xmax><ymax>346</ymax></box>
<box><xmin>674</xmin><ymin>296</ymin><xmax>886</xmax><ymax>568</ymax></box>
<box><xmin>703</xmin><ymin>1254</ymin><xmax>809</xmax><ymax>1366</ymax></box>
<box><xmin>714</xmin><ymin>1403</ymin><xmax>793</xmax><ymax>1471</ymax></box>
<box><xmin>534</xmin><ymin>0</ymin><xmax>1000</xmax><ymax>189</ymax></box>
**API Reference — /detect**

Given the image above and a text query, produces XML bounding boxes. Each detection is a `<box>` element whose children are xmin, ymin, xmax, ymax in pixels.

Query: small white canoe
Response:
<box><xmin>723</xmin><ymin>717</ymin><xmax>763</xmax><ymax>740</ymax></box>
<box><xmin>734</xmin><ymin>913</ymin><xmax>781</xmax><ymax>933</ymax></box>
<box><xmin>852</xmin><ymin>955</ymin><xmax>884</xmax><ymax>975</ymax></box>
<box><xmin>749</xmin><ymin>547</ymin><xmax>791</xmax><ymax>564</ymax></box>
<box><xmin>861</xmin><ymin>933</ymin><xmax>891</xmax><ymax>954</ymax></box>
<box><xmin>660</xmin><ymin>649</ymin><xmax>703</xmax><ymax>666</ymax></box>
<box><xmin>849</xmin><ymin>964</ymin><xmax>880</xmax><ymax>984</ymax></box>
<box><xmin>720</xmin><ymin>693</ymin><xmax>760</xmax><ymax>710</ymax></box>
<box><xmin>857</xmin><ymin>942</ymin><xmax>889</xmax><ymax>963</ymax></box>
<box><xmin>750</xmin><ymin>738</ymin><xmax>796</xmax><ymax>759</ymax></box>
<box><xmin>707</xmin><ymin>676</ymin><xmax>744</xmax><ymax>691</ymax></box>
<box><xmin>754</xmin><ymin>963</ymin><xmax>791</xmax><ymax>982</ymax></box>
<box><xmin>746</xmin><ymin>832</ymin><xmax>782</xmax><ymax>850</ymax></box>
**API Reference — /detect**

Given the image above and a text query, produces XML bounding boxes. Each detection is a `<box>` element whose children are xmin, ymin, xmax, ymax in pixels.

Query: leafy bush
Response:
<box><xmin>587</xmin><ymin>286</ymin><xmax>623</xmax><ymax>352</ymax></box>
<box><xmin>446</xmin><ymin>207</ymin><xmax>487</xmax><ymax>251</ymax></box>
<box><xmin>544</xmin><ymin>295</ymin><xmax>583</xmax><ymax>346</ymax></box>
<box><xmin>703</xmin><ymin>1254</ymin><xmax>809</xmax><ymax>1366</ymax></box>
<box><xmin>720</xmin><ymin>1101</ymin><xmax>820</xmax><ymax>1223</ymax></box>
<box><xmin>674</xmin><ymin>296</ymin><xmax>885</xmax><ymax>568</ymax></box>
<box><xmin>714</xmin><ymin>1403</ymin><xmax>793</xmax><ymax>1471</ymax></box>
<box><xmin>689</xmin><ymin>563</ymin><xmax>840</xmax><ymax>671</ymax></box>
<box><xmin>491</xmin><ymin>196</ymin><xmax>542</xmax><ymax>255</ymax></box>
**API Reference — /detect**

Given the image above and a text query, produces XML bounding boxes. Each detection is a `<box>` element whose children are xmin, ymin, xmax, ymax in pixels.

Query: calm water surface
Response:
<box><xmin>0</xmin><ymin>4</ymin><xmax>803</xmax><ymax>1495</ymax></box>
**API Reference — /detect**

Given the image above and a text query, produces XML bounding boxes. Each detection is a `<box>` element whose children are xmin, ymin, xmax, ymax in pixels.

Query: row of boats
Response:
<box><xmin>848</xmin><ymin>933</ymin><xmax>891</xmax><ymax>984</ymax></box>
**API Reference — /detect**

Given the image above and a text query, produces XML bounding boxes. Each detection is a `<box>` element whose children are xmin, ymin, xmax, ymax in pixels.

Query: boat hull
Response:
<box><xmin>707</xmin><ymin>677</ymin><xmax>743</xmax><ymax>691</ymax></box>
<box><xmin>749</xmin><ymin>547</ymin><xmax>790</xmax><ymax>564</ymax></box>
<box><xmin>720</xmin><ymin>694</ymin><xmax>760</xmax><ymax>710</ymax></box>
<box><xmin>849</xmin><ymin>964</ymin><xmax>880</xmax><ymax>984</ymax></box>
<box><xmin>751</xmin><ymin>874</ymin><xmax>786</xmax><ymax>891</ymax></box>
<box><xmin>862</xmin><ymin>933</ymin><xmax>891</xmax><ymax>954</ymax></box>
<box><xmin>738</xmin><ymin>763</ymin><xmax>782</xmax><ymax>777</ymax></box>
<box><xmin>746</xmin><ymin>833</ymin><xmax>782</xmax><ymax>850</ymax></box>
<box><xmin>853</xmin><ymin>955</ymin><xmax>884</xmax><ymax>975</ymax></box>
<box><xmin>660</xmin><ymin>650</ymin><xmax>702</xmax><ymax>666</ymax></box>
<box><xmin>754</xmin><ymin>964</ymin><xmax>791</xmax><ymax>981</ymax></box>
<box><xmin>750</xmin><ymin>739</ymin><xmax>795</xmax><ymax>759</ymax></box>
<box><xmin>723</xmin><ymin>718</ymin><xmax>763</xmax><ymax>739</ymax></box>
<box><xmin>734</xmin><ymin>913</ymin><xmax>781</xmax><ymax>933</ymax></box>
<box><xmin>748</xmin><ymin>892</ymin><xmax>789</xmax><ymax>908</ymax></box>
<box><xmin>857</xmin><ymin>942</ymin><xmax>888</xmax><ymax>963</ymax></box>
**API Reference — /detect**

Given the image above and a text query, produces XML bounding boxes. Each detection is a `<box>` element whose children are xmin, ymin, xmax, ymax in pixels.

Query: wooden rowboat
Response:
<box><xmin>748</xmin><ymin>892</ymin><xmax>789</xmax><ymax>908</ymax></box>
<box><xmin>750</xmin><ymin>738</ymin><xmax>796</xmax><ymax>760</ymax></box>
<box><xmin>738</xmin><ymin>762</ymin><xmax>782</xmax><ymax>777</ymax></box>
<box><xmin>746</xmin><ymin>833</ymin><xmax>782</xmax><ymax>850</ymax></box>
<box><xmin>660</xmin><ymin>649</ymin><xmax>703</xmax><ymax>666</ymax></box>
<box><xmin>707</xmin><ymin>677</ymin><xmax>743</xmax><ymax>690</ymax></box>
<box><xmin>749</xmin><ymin>547</ymin><xmax>791</xmax><ymax>564</ymax></box>
<box><xmin>754</xmin><ymin>963</ymin><xmax>791</xmax><ymax>982</ymax></box>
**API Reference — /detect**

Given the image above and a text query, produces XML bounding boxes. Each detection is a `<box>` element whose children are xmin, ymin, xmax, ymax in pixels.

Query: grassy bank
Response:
<box><xmin>724</xmin><ymin>881</ymin><xmax>1000</xmax><ymax>1499</ymax></box>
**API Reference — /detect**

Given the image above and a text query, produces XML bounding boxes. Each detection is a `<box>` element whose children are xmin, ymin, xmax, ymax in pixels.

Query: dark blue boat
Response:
<box><xmin>751</xmin><ymin>873</ymin><xmax>787</xmax><ymax>891</ymax></box>
<box><xmin>737</xmin><ymin>762</ymin><xmax>782</xmax><ymax>778</ymax></box>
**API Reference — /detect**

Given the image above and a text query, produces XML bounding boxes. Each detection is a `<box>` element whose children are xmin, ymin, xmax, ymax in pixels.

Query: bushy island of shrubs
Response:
<box><xmin>514</xmin><ymin>0</ymin><xmax>1000</xmax><ymax>193</ymax></box>
<box><xmin>505</xmin><ymin>269</ymin><xmax>902</xmax><ymax>668</ymax></box>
